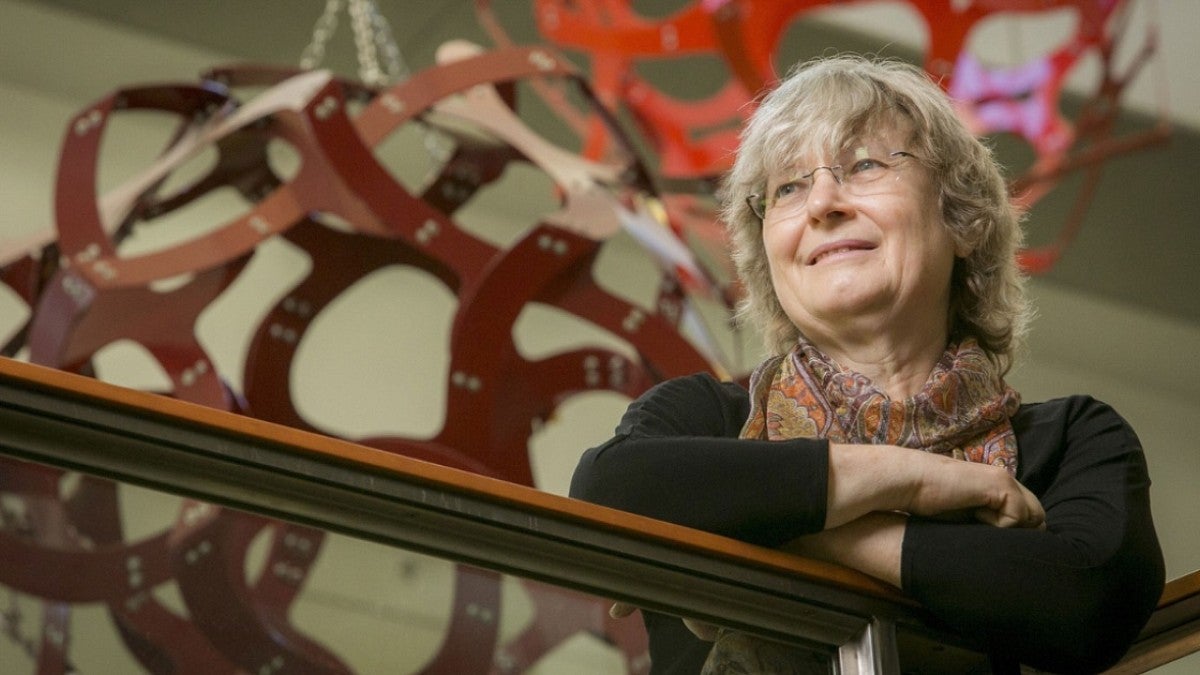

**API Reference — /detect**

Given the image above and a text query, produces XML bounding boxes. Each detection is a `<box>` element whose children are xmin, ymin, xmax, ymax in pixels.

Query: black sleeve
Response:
<box><xmin>569</xmin><ymin>372</ymin><xmax>831</xmax><ymax>547</ymax></box>
<box><xmin>901</xmin><ymin>396</ymin><xmax>1165</xmax><ymax>673</ymax></box>
<box><xmin>570</xmin><ymin>373</ymin><xmax>833</xmax><ymax>675</ymax></box>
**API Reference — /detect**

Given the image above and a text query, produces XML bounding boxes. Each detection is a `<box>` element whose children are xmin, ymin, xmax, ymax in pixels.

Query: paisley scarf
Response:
<box><xmin>700</xmin><ymin>337</ymin><xmax>1020</xmax><ymax>675</ymax></box>
<box><xmin>740</xmin><ymin>336</ymin><xmax>1020</xmax><ymax>472</ymax></box>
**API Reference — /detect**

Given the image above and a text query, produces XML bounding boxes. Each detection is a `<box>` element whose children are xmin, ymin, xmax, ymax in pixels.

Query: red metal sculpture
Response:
<box><xmin>480</xmin><ymin>0</ymin><xmax>1168</xmax><ymax>273</ymax></box>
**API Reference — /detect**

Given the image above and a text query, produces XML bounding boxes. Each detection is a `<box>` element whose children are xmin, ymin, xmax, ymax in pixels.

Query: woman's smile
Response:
<box><xmin>805</xmin><ymin>239</ymin><xmax>877</xmax><ymax>265</ymax></box>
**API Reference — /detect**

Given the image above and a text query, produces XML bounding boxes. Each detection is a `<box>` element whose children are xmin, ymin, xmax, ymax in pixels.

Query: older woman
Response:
<box><xmin>570</xmin><ymin>55</ymin><xmax>1163</xmax><ymax>673</ymax></box>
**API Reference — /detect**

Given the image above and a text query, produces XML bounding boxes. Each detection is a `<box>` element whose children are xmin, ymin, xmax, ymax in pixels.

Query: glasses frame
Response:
<box><xmin>746</xmin><ymin>150</ymin><xmax>917</xmax><ymax>221</ymax></box>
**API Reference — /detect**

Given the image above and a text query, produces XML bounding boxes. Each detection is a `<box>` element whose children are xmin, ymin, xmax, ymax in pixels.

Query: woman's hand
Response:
<box><xmin>793</xmin><ymin>448</ymin><xmax>1044</xmax><ymax>588</ymax></box>
<box><xmin>903</xmin><ymin>452</ymin><xmax>1045</xmax><ymax>529</ymax></box>
<box><xmin>785</xmin><ymin>511</ymin><xmax>907</xmax><ymax>586</ymax></box>
<box><xmin>826</xmin><ymin>443</ymin><xmax>1045</xmax><ymax>530</ymax></box>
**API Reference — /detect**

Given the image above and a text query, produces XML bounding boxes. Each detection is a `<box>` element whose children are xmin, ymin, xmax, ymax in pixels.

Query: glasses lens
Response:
<box><xmin>839</xmin><ymin>146</ymin><xmax>908</xmax><ymax>191</ymax></box>
<box><xmin>762</xmin><ymin>143</ymin><xmax>912</xmax><ymax>218</ymax></box>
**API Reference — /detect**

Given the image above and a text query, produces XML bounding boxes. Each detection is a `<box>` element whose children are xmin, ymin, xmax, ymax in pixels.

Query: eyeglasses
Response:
<box><xmin>746</xmin><ymin>147</ymin><xmax>918</xmax><ymax>221</ymax></box>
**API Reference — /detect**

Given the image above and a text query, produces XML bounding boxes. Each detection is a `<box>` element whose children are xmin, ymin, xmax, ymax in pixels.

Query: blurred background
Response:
<box><xmin>1</xmin><ymin>0</ymin><xmax>1197</xmax><ymax>672</ymax></box>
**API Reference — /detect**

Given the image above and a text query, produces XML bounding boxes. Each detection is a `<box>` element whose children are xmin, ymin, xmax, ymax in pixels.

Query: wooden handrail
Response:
<box><xmin>1105</xmin><ymin>569</ymin><xmax>1200</xmax><ymax>673</ymax></box>
<box><xmin>0</xmin><ymin>356</ymin><xmax>902</xmax><ymax>602</ymax></box>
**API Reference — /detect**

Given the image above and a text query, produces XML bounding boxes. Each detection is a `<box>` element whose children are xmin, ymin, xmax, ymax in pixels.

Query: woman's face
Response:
<box><xmin>760</xmin><ymin>131</ymin><xmax>963</xmax><ymax>348</ymax></box>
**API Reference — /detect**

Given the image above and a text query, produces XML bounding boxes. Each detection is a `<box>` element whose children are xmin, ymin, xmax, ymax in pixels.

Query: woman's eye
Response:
<box><xmin>774</xmin><ymin>181</ymin><xmax>805</xmax><ymax>199</ymax></box>
<box><xmin>849</xmin><ymin>158</ymin><xmax>885</xmax><ymax>175</ymax></box>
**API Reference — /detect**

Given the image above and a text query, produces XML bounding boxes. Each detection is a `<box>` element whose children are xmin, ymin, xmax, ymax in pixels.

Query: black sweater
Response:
<box><xmin>570</xmin><ymin>373</ymin><xmax>1164</xmax><ymax>674</ymax></box>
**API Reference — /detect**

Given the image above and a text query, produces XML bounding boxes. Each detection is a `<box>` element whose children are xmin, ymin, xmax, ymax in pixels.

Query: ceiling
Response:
<box><xmin>8</xmin><ymin>0</ymin><xmax>1200</xmax><ymax>327</ymax></box>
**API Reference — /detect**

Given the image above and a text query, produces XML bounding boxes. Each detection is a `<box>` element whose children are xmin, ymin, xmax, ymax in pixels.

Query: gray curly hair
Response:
<box><xmin>723</xmin><ymin>54</ymin><xmax>1030</xmax><ymax>373</ymax></box>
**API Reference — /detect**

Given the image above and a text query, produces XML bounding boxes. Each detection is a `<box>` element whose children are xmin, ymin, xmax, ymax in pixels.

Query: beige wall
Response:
<box><xmin>1</xmin><ymin>1</ymin><xmax>1197</xmax><ymax>672</ymax></box>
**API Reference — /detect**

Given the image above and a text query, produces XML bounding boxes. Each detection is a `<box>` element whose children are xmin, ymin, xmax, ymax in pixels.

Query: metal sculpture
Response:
<box><xmin>3</xmin><ymin>40</ymin><xmax>709</xmax><ymax>674</ymax></box>
<box><xmin>479</xmin><ymin>0</ymin><xmax>1169</xmax><ymax>273</ymax></box>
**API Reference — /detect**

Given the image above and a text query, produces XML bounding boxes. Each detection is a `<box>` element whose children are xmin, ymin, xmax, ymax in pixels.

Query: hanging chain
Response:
<box><xmin>300</xmin><ymin>0</ymin><xmax>450</xmax><ymax>161</ymax></box>
<box><xmin>300</xmin><ymin>0</ymin><xmax>407</xmax><ymax>86</ymax></box>
<box><xmin>299</xmin><ymin>0</ymin><xmax>343</xmax><ymax>71</ymax></box>
<box><xmin>348</xmin><ymin>0</ymin><xmax>408</xmax><ymax>86</ymax></box>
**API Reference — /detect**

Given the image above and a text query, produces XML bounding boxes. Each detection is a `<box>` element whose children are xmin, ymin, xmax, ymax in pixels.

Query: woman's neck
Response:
<box><xmin>806</xmin><ymin>325</ymin><xmax>949</xmax><ymax>400</ymax></box>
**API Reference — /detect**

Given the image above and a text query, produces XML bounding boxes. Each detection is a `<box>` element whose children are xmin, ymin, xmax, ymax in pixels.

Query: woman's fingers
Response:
<box><xmin>907</xmin><ymin>454</ymin><xmax>1045</xmax><ymax>529</ymax></box>
<box><xmin>683</xmin><ymin>617</ymin><xmax>721</xmax><ymax>641</ymax></box>
<box><xmin>975</xmin><ymin>479</ymin><xmax>1045</xmax><ymax>529</ymax></box>
<box><xmin>609</xmin><ymin>601</ymin><xmax>639</xmax><ymax>619</ymax></box>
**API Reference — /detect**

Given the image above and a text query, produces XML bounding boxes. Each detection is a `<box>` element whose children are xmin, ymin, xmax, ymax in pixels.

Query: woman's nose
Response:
<box><xmin>805</xmin><ymin>169</ymin><xmax>851</xmax><ymax>221</ymax></box>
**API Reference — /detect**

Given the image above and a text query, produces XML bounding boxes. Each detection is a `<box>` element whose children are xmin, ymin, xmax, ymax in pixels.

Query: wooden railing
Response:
<box><xmin>0</xmin><ymin>356</ymin><xmax>1194</xmax><ymax>674</ymax></box>
<box><xmin>1106</xmin><ymin>571</ymin><xmax>1200</xmax><ymax>673</ymax></box>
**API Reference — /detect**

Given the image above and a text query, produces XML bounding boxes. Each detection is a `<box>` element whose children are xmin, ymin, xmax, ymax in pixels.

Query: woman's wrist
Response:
<box><xmin>785</xmin><ymin>511</ymin><xmax>908</xmax><ymax>587</ymax></box>
<box><xmin>825</xmin><ymin>442</ymin><xmax>922</xmax><ymax>528</ymax></box>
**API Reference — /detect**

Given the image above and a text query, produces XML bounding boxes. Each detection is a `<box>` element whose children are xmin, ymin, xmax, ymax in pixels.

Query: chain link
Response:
<box><xmin>366</xmin><ymin>1</ymin><xmax>408</xmax><ymax>82</ymax></box>
<box><xmin>299</xmin><ymin>0</ymin><xmax>344</xmax><ymax>71</ymax></box>
<box><xmin>300</xmin><ymin>0</ymin><xmax>407</xmax><ymax>86</ymax></box>
<box><xmin>348</xmin><ymin>0</ymin><xmax>383</xmax><ymax>85</ymax></box>
<box><xmin>300</xmin><ymin>0</ymin><xmax>445</xmax><ymax>159</ymax></box>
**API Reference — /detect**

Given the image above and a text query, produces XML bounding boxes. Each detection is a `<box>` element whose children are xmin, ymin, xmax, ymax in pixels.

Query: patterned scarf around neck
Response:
<box><xmin>700</xmin><ymin>338</ymin><xmax>1021</xmax><ymax>675</ymax></box>
<box><xmin>740</xmin><ymin>336</ymin><xmax>1021</xmax><ymax>473</ymax></box>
